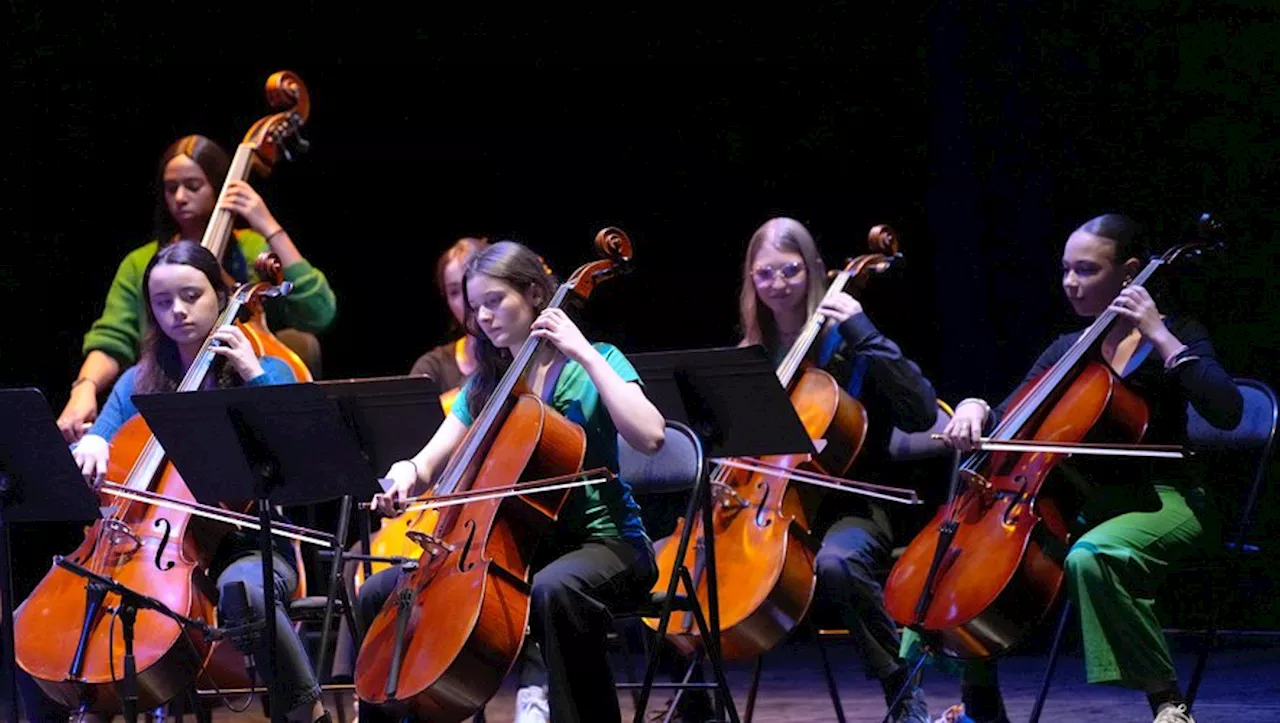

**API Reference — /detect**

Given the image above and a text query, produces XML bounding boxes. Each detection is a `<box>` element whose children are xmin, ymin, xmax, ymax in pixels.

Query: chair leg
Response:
<box><xmin>814</xmin><ymin>633</ymin><xmax>847</xmax><ymax>723</ymax></box>
<box><xmin>196</xmin><ymin>692</ymin><xmax>214</xmax><ymax>723</ymax></box>
<box><xmin>169</xmin><ymin>689</ymin><xmax>186</xmax><ymax>723</ymax></box>
<box><xmin>743</xmin><ymin>656</ymin><xmax>763</xmax><ymax>723</ymax></box>
<box><xmin>608</xmin><ymin>622</ymin><xmax>644</xmax><ymax>707</ymax></box>
<box><xmin>316</xmin><ymin>495</ymin><xmax>355</xmax><ymax>682</ymax></box>
<box><xmin>332</xmin><ymin>690</ymin><xmax>349</xmax><ymax>723</ymax></box>
<box><xmin>1185</xmin><ymin>549</ymin><xmax>1229</xmax><ymax>710</ymax></box>
<box><xmin>699</xmin><ymin>474</ymin><xmax>726</xmax><ymax>721</ymax></box>
<box><xmin>680</xmin><ymin>568</ymin><xmax>740</xmax><ymax>723</ymax></box>
<box><xmin>658</xmin><ymin>650</ymin><xmax>704</xmax><ymax>723</ymax></box>
<box><xmin>633</xmin><ymin>467</ymin><xmax>713</xmax><ymax>723</ymax></box>
<box><xmin>1028</xmin><ymin>600</ymin><xmax>1074</xmax><ymax>723</ymax></box>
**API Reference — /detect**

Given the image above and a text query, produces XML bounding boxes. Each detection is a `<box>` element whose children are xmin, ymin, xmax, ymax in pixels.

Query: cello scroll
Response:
<box><xmin>243</xmin><ymin>70</ymin><xmax>311</xmax><ymax>174</ymax></box>
<box><xmin>562</xmin><ymin>227</ymin><xmax>635</xmax><ymax>300</ymax></box>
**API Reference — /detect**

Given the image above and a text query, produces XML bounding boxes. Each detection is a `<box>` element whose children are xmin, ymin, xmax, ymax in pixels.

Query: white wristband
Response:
<box><xmin>956</xmin><ymin>397</ymin><xmax>991</xmax><ymax>420</ymax></box>
<box><xmin>392</xmin><ymin>459</ymin><xmax>420</xmax><ymax>482</ymax></box>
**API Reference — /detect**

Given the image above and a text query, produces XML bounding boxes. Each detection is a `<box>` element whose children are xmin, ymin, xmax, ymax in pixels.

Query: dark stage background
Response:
<box><xmin>5</xmin><ymin>3</ymin><xmax>1280</xmax><ymax>630</ymax></box>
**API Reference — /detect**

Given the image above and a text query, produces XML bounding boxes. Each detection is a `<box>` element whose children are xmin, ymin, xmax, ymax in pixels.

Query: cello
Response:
<box><xmin>646</xmin><ymin>225</ymin><xmax>908</xmax><ymax>661</ymax></box>
<box><xmin>354</xmin><ymin>229</ymin><xmax>634</xmax><ymax>722</ymax></box>
<box><xmin>198</xmin><ymin>70</ymin><xmax>315</xmax><ymax>383</ymax></box>
<box><xmin>14</xmin><ymin>256</ymin><xmax>298</xmax><ymax>712</ymax></box>
<box><xmin>883</xmin><ymin>230</ymin><xmax>1219</xmax><ymax>660</ymax></box>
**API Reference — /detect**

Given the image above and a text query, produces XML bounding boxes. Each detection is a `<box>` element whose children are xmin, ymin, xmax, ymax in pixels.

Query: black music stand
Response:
<box><xmin>631</xmin><ymin>345</ymin><xmax>815</xmax><ymax>459</ymax></box>
<box><xmin>318</xmin><ymin>375</ymin><xmax>446</xmax><ymax>586</ymax></box>
<box><xmin>315</xmin><ymin>375</ymin><xmax>444</xmax><ymax>678</ymax></box>
<box><xmin>0</xmin><ymin>389</ymin><xmax>102</xmax><ymax>723</ymax></box>
<box><xmin>134</xmin><ymin>383</ymin><xmax>384</xmax><ymax>723</ymax></box>
<box><xmin>626</xmin><ymin>345</ymin><xmax>816</xmax><ymax>723</ymax></box>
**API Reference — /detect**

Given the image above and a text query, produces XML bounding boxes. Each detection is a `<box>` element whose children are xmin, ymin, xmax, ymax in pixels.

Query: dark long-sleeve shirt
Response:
<box><xmin>776</xmin><ymin>314</ymin><xmax>938</xmax><ymax>533</ymax></box>
<box><xmin>989</xmin><ymin>315</ymin><xmax>1243</xmax><ymax>494</ymax></box>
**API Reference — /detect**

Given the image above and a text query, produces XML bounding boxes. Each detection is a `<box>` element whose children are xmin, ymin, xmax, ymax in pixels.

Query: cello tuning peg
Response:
<box><xmin>278</xmin><ymin>143</ymin><xmax>294</xmax><ymax>163</ymax></box>
<box><xmin>292</xmin><ymin>132</ymin><xmax>311</xmax><ymax>154</ymax></box>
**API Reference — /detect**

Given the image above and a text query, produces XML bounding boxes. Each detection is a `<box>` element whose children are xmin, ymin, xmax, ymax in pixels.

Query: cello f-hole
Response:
<box><xmin>153</xmin><ymin>518</ymin><xmax>175</xmax><ymax>571</ymax></box>
<box><xmin>457</xmin><ymin>519</ymin><xmax>478</xmax><ymax>573</ymax></box>
<box><xmin>754</xmin><ymin>486</ymin><xmax>773</xmax><ymax>527</ymax></box>
<box><xmin>1001</xmin><ymin>475</ymin><xmax>1030</xmax><ymax>527</ymax></box>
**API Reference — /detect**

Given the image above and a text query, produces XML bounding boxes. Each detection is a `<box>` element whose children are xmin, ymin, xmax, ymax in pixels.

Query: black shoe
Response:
<box><xmin>889</xmin><ymin>684</ymin><xmax>931</xmax><ymax>723</ymax></box>
<box><xmin>959</xmin><ymin>684</ymin><xmax>1010</xmax><ymax>723</ymax></box>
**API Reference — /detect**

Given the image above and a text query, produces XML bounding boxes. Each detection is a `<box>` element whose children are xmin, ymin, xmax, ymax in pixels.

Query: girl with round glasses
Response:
<box><xmin>737</xmin><ymin>217</ymin><xmax>939</xmax><ymax>723</ymax></box>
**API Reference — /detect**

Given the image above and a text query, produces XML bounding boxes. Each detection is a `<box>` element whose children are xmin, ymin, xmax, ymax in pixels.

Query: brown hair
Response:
<box><xmin>134</xmin><ymin>240</ymin><xmax>237</xmax><ymax>394</ymax></box>
<box><xmin>153</xmin><ymin>135</ymin><xmax>232</xmax><ymax>244</ymax></box>
<box><xmin>460</xmin><ymin>241</ymin><xmax>558</xmax><ymax>418</ymax></box>
<box><xmin>738</xmin><ymin>217</ymin><xmax>827</xmax><ymax>349</ymax></box>
<box><xmin>435</xmin><ymin>237</ymin><xmax>491</xmax><ymax>293</ymax></box>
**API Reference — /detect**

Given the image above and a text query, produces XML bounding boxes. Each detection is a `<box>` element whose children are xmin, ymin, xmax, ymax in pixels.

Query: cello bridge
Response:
<box><xmin>711</xmin><ymin>482</ymin><xmax>749</xmax><ymax>510</ymax></box>
<box><xmin>101</xmin><ymin>520</ymin><xmax>142</xmax><ymax>555</ymax></box>
<box><xmin>405</xmin><ymin>531</ymin><xmax>455</xmax><ymax>558</ymax></box>
<box><xmin>961</xmin><ymin>470</ymin><xmax>996</xmax><ymax>497</ymax></box>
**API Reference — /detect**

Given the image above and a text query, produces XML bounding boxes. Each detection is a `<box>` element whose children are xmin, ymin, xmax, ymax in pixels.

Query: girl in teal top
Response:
<box><xmin>360</xmin><ymin>241</ymin><xmax>666</xmax><ymax>723</ymax></box>
<box><xmin>57</xmin><ymin>134</ymin><xmax>336</xmax><ymax>444</ymax></box>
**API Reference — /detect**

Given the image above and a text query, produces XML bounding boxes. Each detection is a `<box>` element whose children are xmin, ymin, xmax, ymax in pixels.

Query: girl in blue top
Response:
<box><xmin>62</xmin><ymin>240</ymin><xmax>328</xmax><ymax>723</ymax></box>
<box><xmin>361</xmin><ymin>240</ymin><xmax>667</xmax><ymax>723</ymax></box>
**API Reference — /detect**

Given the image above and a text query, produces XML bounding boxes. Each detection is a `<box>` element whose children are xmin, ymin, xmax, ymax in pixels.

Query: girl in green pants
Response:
<box><xmin>929</xmin><ymin>213</ymin><xmax>1243</xmax><ymax>723</ymax></box>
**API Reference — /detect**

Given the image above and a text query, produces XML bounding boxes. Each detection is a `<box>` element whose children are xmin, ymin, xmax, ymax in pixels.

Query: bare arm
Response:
<box><xmin>579</xmin><ymin>348</ymin><xmax>667</xmax><ymax>454</ymax></box>
<box><xmin>372</xmin><ymin>414</ymin><xmax>469</xmax><ymax>516</ymax></box>
<box><xmin>57</xmin><ymin>350</ymin><xmax>122</xmax><ymax>443</ymax></box>
<box><xmin>530</xmin><ymin>308</ymin><xmax>666</xmax><ymax>454</ymax></box>
<box><xmin>406</xmin><ymin>415</ymin><xmax>470</xmax><ymax>493</ymax></box>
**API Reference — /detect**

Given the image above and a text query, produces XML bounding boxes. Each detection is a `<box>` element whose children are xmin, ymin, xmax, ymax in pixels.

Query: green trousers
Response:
<box><xmin>902</xmin><ymin>485</ymin><xmax>1204</xmax><ymax>687</ymax></box>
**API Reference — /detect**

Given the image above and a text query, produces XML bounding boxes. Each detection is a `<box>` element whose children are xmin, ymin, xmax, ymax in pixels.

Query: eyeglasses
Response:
<box><xmin>752</xmin><ymin>262</ymin><xmax>806</xmax><ymax>284</ymax></box>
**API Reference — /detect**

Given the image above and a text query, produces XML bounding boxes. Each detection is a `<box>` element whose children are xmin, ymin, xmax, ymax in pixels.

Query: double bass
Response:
<box><xmin>198</xmin><ymin>70</ymin><xmax>315</xmax><ymax>383</ymax></box>
<box><xmin>355</xmin><ymin>229</ymin><xmax>634</xmax><ymax>721</ymax></box>
<box><xmin>883</xmin><ymin>230</ymin><xmax>1219</xmax><ymax>659</ymax></box>
<box><xmin>647</xmin><ymin>226</ymin><xmax>907</xmax><ymax>661</ymax></box>
<box><xmin>14</xmin><ymin>257</ymin><xmax>298</xmax><ymax>712</ymax></box>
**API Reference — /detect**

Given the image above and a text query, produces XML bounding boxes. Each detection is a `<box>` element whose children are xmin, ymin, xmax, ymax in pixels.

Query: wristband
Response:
<box><xmin>393</xmin><ymin>458</ymin><xmax>421</xmax><ymax>482</ymax></box>
<box><xmin>1164</xmin><ymin>346</ymin><xmax>1201</xmax><ymax>372</ymax></box>
<box><xmin>956</xmin><ymin>397</ymin><xmax>991</xmax><ymax>420</ymax></box>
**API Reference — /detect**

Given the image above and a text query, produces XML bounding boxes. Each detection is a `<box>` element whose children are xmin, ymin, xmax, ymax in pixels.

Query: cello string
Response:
<box><xmin>91</xmin><ymin>293</ymin><xmax>250</xmax><ymax>578</ymax></box>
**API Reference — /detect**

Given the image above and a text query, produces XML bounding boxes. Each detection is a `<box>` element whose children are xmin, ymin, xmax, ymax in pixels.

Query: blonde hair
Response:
<box><xmin>738</xmin><ymin>217</ymin><xmax>827</xmax><ymax>348</ymax></box>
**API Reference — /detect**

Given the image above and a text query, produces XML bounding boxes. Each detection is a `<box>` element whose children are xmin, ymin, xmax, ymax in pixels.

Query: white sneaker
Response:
<box><xmin>1153</xmin><ymin>703</ymin><xmax>1196</xmax><ymax>723</ymax></box>
<box><xmin>516</xmin><ymin>685</ymin><xmax>550</xmax><ymax>723</ymax></box>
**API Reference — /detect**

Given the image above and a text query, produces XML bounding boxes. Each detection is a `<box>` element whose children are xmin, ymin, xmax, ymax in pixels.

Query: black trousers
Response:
<box><xmin>811</xmin><ymin>504</ymin><xmax>904</xmax><ymax>681</ymax></box>
<box><xmin>357</xmin><ymin>535</ymin><xmax>657</xmax><ymax>723</ymax></box>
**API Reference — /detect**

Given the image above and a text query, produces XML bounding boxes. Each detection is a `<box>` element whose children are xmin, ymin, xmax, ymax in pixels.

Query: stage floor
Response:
<box><xmin>203</xmin><ymin>639</ymin><xmax>1280</xmax><ymax>722</ymax></box>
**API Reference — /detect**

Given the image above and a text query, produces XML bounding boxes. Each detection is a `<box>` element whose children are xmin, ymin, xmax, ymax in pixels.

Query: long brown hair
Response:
<box><xmin>460</xmin><ymin>241</ymin><xmax>558</xmax><ymax>418</ymax></box>
<box><xmin>153</xmin><ymin>135</ymin><xmax>231</xmax><ymax>244</ymax></box>
<box><xmin>738</xmin><ymin>217</ymin><xmax>828</xmax><ymax>349</ymax></box>
<box><xmin>134</xmin><ymin>240</ymin><xmax>237</xmax><ymax>394</ymax></box>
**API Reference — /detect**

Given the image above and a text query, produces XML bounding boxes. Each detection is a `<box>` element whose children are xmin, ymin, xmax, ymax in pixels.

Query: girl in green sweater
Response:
<box><xmin>57</xmin><ymin>134</ymin><xmax>336</xmax><ymax>443</ymax></box>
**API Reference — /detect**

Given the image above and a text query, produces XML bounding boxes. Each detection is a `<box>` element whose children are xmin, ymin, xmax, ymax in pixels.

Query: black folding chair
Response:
<box><xmin>613</xmin><ymin>420</ymin><xmax>741</xmax><ymax>723</ymax></box>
